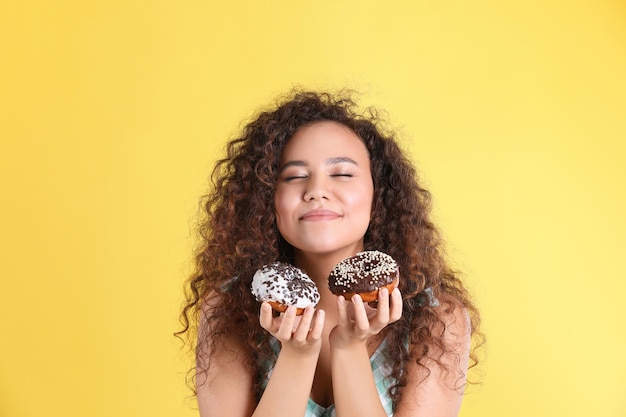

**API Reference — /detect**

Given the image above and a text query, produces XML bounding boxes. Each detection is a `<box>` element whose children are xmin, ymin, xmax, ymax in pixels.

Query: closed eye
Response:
<box><xmin>329</xmin><ymin>173</ymin><xmax>354</xmax><ymax>182</ymax></box>
<box><xmin>283</xmin><ymin>174</ymin><xmax>307</xmax><ymax>182</ymax></box>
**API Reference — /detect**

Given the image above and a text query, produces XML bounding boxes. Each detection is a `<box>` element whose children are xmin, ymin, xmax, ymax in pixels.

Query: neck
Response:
<box><xmin>293</xmin><ymin>246</ymin><xmax>363</xmax><ymax>285</ymax></box>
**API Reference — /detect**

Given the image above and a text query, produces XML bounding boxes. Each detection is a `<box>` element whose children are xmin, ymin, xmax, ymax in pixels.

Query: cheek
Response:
<box><xmin>355</xmin><ymin>182</ymin><xmax>374</xmax><ymax>206</ymax></box>
<box><xmin>346</xmin><ymin>185</ymin><xmax>374</xmax><ymax>219</ymax></box>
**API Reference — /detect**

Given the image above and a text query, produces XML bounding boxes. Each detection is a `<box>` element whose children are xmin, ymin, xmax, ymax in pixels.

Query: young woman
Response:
<box><xmin>178</xmin><ymin>90</ymin><xmax>482</xmax><ymax>417</ymax></box>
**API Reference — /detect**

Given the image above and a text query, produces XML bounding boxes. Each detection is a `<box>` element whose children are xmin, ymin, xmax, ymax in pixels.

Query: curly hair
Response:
<box><xmin>177</xmin><ymin>89</ymin><xmax>482</xmax><ymax>409</ymax></box>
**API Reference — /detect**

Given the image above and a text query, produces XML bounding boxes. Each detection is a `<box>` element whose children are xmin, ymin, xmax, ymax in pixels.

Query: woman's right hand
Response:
<box><xmin>259</xmin><ymin>302</ymin><xmax>325</xmax><ymax>356</ymax></box>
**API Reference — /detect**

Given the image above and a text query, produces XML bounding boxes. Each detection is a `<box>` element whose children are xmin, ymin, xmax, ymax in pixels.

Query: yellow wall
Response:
<box><xmin>1</xmin><ymin>1</ymin><xmax>625</xmax><ymax>416</ymax></box>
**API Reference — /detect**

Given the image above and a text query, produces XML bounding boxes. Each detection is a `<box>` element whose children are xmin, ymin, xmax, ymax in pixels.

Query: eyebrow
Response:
<box><xmin>280</xmin><ymin>157</ymin><xmax>359</xmax><ymax>172</ymax></box>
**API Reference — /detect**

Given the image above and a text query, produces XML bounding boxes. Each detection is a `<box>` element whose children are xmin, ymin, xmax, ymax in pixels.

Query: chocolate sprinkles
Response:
<box><xmin>328</xmin><ymin>251</ymin><xmax>398</xmax><ymax>295</ymax></box>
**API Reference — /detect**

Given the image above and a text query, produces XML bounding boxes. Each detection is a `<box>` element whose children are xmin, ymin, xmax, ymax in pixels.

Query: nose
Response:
<box><xmin>303</xmin><ymin>174</ymin><xmax>329</xmax><ymax>201</ymax></box>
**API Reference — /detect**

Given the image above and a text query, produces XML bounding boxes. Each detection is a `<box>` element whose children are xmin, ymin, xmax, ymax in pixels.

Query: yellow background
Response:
<box><xmin>1</xmin><ymin>1</ymin><xmax>625</xmax><ymax>416</ymax></box>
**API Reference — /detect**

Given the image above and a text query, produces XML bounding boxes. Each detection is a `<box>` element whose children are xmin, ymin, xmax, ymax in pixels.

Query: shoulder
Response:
<box><xmin>197</xmin><ymin>291</ymin><xmax>257</xmax><ymax>417</ymax></box>
<box><xmin>393</xmin><ymin>301</ymin><xmax>471</xmax><ymax>417</ymax></box>
<box><xmin>439</xmin><ymin>299</ymin><xmax>472</xmax><ymax>348</ymax></box>
<box><xmin>426</xmin><ymin>297</ymin><xmax>472</xmax><ymax>371</ymax></box>
<box><xmin>197</xmin><ymin>291</ymin><xmax>253</xmax><ymax>377</ymax></box>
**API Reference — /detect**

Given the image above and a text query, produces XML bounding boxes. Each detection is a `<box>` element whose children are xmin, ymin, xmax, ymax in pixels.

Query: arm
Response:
<box><xmin>254</xmin><ymin>304</ymin><xmax>325</xmax><ymax>417</ymax></box>
<box><xmin>197</xmin><ymin>302</ymin><xmax>325</xmax><ymax>417</ymax></box>
<box><xmin>330</xmin><ymin>287</ymin><xmax>403</xmax><ymax>417</ymax></box>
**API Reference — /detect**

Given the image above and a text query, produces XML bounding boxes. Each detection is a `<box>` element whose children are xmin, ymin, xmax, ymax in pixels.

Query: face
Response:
<box><xmin>274</xmin><ymin>121</ymin><xmax>374</xmax><ymax>259</ymax></box>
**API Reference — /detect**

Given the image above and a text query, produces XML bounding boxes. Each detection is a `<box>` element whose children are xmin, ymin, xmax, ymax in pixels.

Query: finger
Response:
<box><xmin>372</xmin><ymin>288</ymin><xmax>390</xmax><ymax>326</ymax></box>
<box><xmin>291</xmin><ymin>314</ymin><xmax>303</xmax><ymax>333</ymax></box>
<box><xmin>259</xmin><ymin>302</ymin><xmax>274</xmax><ymax>331</ymax></box>
<box><xmin>292</xmin><ymin>306</ymin><xmax>315</xmax><ymax>341</ymax></box>
<box><xmin>389</xmin><ymin>287</ymin><xmax>403</xmax><ymax>322</ymax></box>
<box><xmin>276</xmin><ymin>305</ymin><xmax>297</xmax><ymax>340</ymax></box>
<box><xmin>351</xmin><ymin>294</ymin><xmax>370</xmax><ymax>332</ymax></box>
<box><xmin>308</xmin><ymin>309</ymin><xmax>325</xmax><ymax>341</ymax></box>
<box><xmin>336</xmin><ymin>296</ymin><xmax>351</xmax><ymax>328</ymax></box>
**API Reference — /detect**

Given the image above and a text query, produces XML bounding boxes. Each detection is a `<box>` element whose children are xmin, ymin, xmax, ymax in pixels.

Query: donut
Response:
<box><xmin>328</xmin><ymin>251</ymin><xmax>399</xmax><ymax>302</ymax></box>
<box><xmin>251</xmin><ymin>262</ymin><xmax>320</xmax><ymax>315</ymax></box>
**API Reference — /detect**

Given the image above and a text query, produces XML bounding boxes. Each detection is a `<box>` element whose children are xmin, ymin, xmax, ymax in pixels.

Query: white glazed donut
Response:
<box><xmin>251</xmin><ymin>262</ymin><xmax>320</xmax><ymax>315</ymax></box>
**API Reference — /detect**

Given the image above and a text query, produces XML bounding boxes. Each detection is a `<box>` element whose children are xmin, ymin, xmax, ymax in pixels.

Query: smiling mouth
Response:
<box><xmin>300</xmin><ymin>210</ymin><xmax>341</xmax><ymax>221</ymax></box>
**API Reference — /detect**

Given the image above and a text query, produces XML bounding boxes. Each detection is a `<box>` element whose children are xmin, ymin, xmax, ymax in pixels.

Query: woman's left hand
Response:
<box><xmin>329</xmin><ymin>287</ymin><xmax>403</xmax><ymax>349</ymax></box>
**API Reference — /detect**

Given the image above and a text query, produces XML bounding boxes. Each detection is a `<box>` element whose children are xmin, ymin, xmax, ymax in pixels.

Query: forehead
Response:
<box><xmin>281</xmin><ymin>121</ymin><xmax>369</xmax><ymax>162</ymax></box>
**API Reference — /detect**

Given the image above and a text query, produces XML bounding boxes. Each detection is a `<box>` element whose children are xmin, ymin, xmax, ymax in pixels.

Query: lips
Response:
<box><xmin>300</xmin><ymin>209</ymin><xmax>341</xmax><ymax>221</ymax></box>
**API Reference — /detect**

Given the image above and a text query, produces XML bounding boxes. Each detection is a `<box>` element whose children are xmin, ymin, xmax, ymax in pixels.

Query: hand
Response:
<box><xmin>329</xmin><ymin>287</ymin><xmax>403</xmax><ymax>349</ymax></box>
<box><xmin>259</xmin><ymin>303</ymin><xmax>325</xmax><ymax>356</ymax></box>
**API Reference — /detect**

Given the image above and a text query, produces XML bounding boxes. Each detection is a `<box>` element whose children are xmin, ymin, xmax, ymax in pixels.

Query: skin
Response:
<box><xmin>197</xmin><ymin>121</ymin><xmax>470</xmax><ymax>417</ymax></box>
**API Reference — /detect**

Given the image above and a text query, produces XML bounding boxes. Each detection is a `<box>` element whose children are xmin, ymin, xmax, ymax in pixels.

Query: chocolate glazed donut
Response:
<box><xmin>328</xmin><ymin>251</ymin><xmax>399</xmax><ymax>302</ymax></box>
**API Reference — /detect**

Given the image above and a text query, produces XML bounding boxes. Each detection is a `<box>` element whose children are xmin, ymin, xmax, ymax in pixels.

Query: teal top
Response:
<box><xmin>259</xmin><ymin>337</ymin><xmax>396</xmax><ymax>417</ymax></box>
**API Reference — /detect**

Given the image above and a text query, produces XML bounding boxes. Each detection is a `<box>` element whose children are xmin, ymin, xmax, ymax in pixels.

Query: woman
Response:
<box><xmin>178</xmin><ymin>90</ymin><xmax>482</xmax><ymax>417</ymax></box>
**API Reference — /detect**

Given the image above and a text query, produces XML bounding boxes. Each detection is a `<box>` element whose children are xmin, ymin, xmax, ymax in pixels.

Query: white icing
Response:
<box><xmin>251</xmin><ymin>262</ymin><xmax>320</xmax><ymax>308</ymax></box>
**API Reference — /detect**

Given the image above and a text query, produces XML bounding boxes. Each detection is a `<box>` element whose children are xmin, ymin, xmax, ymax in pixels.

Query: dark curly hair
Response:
<box><xmin>177</xmin><ymin>89</ymin><xmax>482</xmax><ymax>409</ymax></box>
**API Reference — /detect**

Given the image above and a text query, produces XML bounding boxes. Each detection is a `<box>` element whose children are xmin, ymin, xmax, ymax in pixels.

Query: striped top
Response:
<box><xmin>260</xmin><ymin>337</ymin><xmax>396</xmax><ymax>417</ymax></box>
